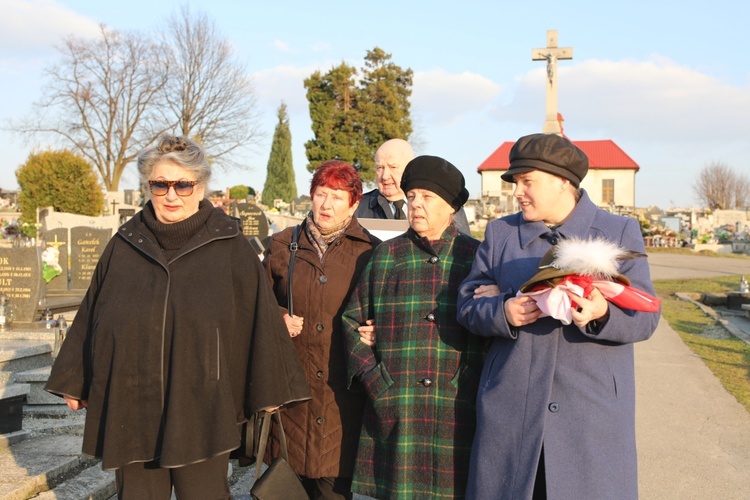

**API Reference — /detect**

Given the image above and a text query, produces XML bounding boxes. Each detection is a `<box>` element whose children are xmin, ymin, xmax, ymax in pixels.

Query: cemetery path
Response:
<box><xmin>636</xmin><ymin>253</ymin><xmax>750</xmax><ymax>498</ymax></box>
<box><xmin>647</xmin><ymin>252</ymin><xmax>750</xmax><ymax>281</ymax></box>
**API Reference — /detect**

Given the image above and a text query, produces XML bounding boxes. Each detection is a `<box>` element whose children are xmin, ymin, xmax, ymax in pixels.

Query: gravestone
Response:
<box><xmin>0</xmin><ymin>247</ymin><xmax>43</xmax><ymax>325</ymax></box>
<box><xmin>118</xmin><ymin>208</ymin><xmax>136</xmax><ymax>221</ymax></box>
<box><xmin>70</xmin><ymin>227</ymin><xmax>111</xmax><ymax>292</ymax></box>
<box><xmin>291</xmin><ymin>196</ymin><xmax>312</xmax><ymax>217</ymax></box>
<box><xmin>44</xmin><ymin>228</ymin><xmax>69</xmax><ymax>294</ymax></box>
<box><xmin>234</xmin><ymin>203</ymin><xmax>269</xmax><ymax>241</ymax></box>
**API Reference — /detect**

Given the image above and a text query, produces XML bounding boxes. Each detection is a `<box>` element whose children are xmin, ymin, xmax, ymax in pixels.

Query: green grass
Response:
<box><xmin>653</xmin><ymin>275</ymin><xmax>750</xmax><ymax>413</ymax></box>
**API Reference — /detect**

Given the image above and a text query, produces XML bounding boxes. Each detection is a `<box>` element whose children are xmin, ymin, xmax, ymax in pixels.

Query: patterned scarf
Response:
<box><xmin>305</xmin><ymin>211</ymin><xmax>351</xmax><ymax>261</ymax></box>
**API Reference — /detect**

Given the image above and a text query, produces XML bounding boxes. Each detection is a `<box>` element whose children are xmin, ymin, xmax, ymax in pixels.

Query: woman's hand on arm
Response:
<box><xmin>283</xmin><ymin>314</ymin><xmax>304</xmax><ymax>338</ymax></box>
<box><xmin>473</xmin><ymin>284</ymin><xmax>500</xmax><ymax>299</ymax></box>
<box><xmin>358</xmin><ymin>320</ymin><xmax>375</xmax><ymax>347</ymax></box>
<box><xmin>64</xmin><ymin>395</ymin><xmax>87</xmax><ymax>411</ymax></box>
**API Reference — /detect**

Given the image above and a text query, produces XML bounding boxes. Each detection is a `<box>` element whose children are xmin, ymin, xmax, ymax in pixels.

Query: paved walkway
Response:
<box><xmin>635</xmin><ymin>252</ymin><xmax>750</xmax><ymax>499</ymax></box>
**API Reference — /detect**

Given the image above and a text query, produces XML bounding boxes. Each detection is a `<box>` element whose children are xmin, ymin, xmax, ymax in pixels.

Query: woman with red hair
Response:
<box><xmin>263</xmin><ymin>160</ymin><xmax>380</xmax><ymax>499</ymax></box>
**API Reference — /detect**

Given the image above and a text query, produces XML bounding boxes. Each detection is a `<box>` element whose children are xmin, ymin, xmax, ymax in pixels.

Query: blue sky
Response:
<box><xmin>1</xmin><ymin>0</ymin><xmax>748</xmax><ymax>208</ymax></box>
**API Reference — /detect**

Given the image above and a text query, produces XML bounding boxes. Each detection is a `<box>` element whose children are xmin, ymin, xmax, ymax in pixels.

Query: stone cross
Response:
<box><xmin>532</xmin><ymin>30</ymin><xmax>573</xmax><ymax>135</ymax></box>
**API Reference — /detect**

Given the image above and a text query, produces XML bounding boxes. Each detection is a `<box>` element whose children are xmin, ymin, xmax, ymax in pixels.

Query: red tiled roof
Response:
<box><xmin>477</xmin><ymin>139</ymin><xmax>639</xmax><ymax>172</ymax></box>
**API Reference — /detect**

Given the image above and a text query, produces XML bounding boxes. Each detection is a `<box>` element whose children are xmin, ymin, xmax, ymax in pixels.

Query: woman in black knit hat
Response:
<box><xmin>45</xmin><ymin>135</ymin><xmax>310</xmax><ymax>499</ymax></box>
<box><xmin>342</xmin><ymin>155</ymin><xmax>487</xmax><ymax>499</ymax></box>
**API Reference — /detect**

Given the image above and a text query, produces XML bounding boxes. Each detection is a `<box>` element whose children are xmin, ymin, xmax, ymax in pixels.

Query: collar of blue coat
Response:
<box><xmin>518</xmin><ymin>189</ymin><xmax>598</xmax><ymax>250</ymax></box>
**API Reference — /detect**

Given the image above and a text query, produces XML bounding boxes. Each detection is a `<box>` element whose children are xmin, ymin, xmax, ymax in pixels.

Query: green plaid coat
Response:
<box><xmin>343</xmin><ymin>225</ymin><xmax>486</xmax><ymax>499</ymax></box>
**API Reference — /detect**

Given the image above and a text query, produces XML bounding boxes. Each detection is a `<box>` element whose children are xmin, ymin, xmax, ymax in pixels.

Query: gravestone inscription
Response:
<box><xmin>291</xmin><ymin>196</ymin><xmax>312</xmax><ymax>216</ymax></box>
<box><xmin>234</xmin><ymin>203</ymin><xmax>269</xmax><ymax>241</ymax></box>
<box><xmin>70</xmin><ymin>227</ymin><xmax>111</xmax><ymax>291</ymax></box>
<box><xmin>0</xmin><ymin>247</ymin><xmax>42</xmax><ymax>325</ymax></box>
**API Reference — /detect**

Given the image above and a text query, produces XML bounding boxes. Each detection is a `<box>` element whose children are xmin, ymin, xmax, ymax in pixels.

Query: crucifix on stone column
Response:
<box><xmin>532</xmin><ymin>30</ymin><xmax>572</xmax><ymax>135</ymax></box>
<box><xmin>110</xmin><ymin>199</ymin><xmax>119</xmax><ymax>216</ymax></box>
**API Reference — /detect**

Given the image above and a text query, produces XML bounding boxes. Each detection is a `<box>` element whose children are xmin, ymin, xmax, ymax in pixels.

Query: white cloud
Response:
<box><xmin>412</xmin><ymin>69</ymin><xmax>503</xmax><ymax>125</ymax></box>
<box><xmin>310</xmin><ymin>42</ymin><xmax>331</xmax><ymax>53</ymax></box>
<box><xmin>498</xmin><ymin>56</ymin><xmax>749</xmax><ymax>146</ymax></box>
<box><xmin>251</xmin><ymin>65</ymin><xmax>314</xmax><ymax>114</ymax></box>
<box><xmin>272</xmin><ymin>39</ymin><xmax>294</xmax><ymax>53</ymax></box>
<box><xmin>486</xmin><ymin>56</ymin><xmax>750</xmax><ymax>207</ymax></box>
<box><xmin>0</xmin><ymin>0</ymin><xmax>100</xmax><ymax>57</ymax></box>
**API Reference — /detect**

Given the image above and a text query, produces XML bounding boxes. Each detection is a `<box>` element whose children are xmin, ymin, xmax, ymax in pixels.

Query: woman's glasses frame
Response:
<box><xmin>148</xmin><ymin>180</ymin><xmax>198</xmax><ymax>197</ymax></box>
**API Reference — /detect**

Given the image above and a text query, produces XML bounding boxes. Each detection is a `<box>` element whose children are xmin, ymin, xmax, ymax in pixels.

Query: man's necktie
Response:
<box><xmin>393</xmin><ymin>200</ymin><xmax>405</xmax><ymax>220</ymax></box>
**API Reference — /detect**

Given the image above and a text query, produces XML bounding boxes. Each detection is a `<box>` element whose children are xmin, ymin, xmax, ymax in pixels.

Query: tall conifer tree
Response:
<box><xmin>304</xmin><ymin>48</ymin><xmax>413</xmax><ymax>184</ymax></box>
<box><xmin>262</xmin><ymin>102</ymin><xmax>297</xmax><ymax>204</ymax></box>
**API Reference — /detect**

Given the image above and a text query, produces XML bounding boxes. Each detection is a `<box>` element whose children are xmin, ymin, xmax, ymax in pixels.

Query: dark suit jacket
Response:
<box><xmin>355</xmin><ymin>189</ymin><xmax>472</xmax><ymax>235</ymax></box>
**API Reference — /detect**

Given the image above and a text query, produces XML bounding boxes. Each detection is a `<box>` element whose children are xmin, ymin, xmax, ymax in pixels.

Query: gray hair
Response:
<box><xmin>137</xmin><ymin>135</ymin><xmax>212</xmax><ymax>184</ymax></box>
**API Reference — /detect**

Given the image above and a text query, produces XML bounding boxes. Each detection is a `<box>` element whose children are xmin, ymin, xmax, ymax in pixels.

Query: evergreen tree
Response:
<box><xmin>16</xmin><ymin>150</ymin><xmax>105</xmax><ymax>236</ymax></box>
<box><xmin>359</xmin><ymin>48</ymin><xmax>413</xmax><ymax>153</ymax></box>
<box><xmin>228</xmin><ymin>185</ymin><xmax>249</xmax><ymax>200</ymax></box>
<box><xmin>304</xmin><ymin>48</ymin><xmax>413</xmax><ymax>184</ymax></box>
<box><xmin>262</xmin><ymin>102</ymin><xmax>297</xmax><ymax>204</ymax></box>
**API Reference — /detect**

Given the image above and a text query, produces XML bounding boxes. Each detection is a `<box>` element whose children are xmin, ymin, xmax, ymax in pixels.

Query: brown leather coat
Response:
<box><xmin>263</xmin><ymin>217</ymin><xmax>379</xmax><ymax>478</ymax></box>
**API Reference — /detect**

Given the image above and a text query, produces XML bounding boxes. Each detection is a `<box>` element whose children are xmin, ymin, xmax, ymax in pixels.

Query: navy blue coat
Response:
<box><xmin>355</xmin><ymin>188</ymin><xmax>472</xmax><ymax>236</ymax></box>
<box><xmin>456</xmin><ymin>191</ymin><xmax>659</xmax><ymax>500</ymax></box>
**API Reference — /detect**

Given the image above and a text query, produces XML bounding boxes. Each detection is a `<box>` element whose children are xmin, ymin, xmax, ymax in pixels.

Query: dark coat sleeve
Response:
<box><xmin>245</xmin><ymin>253</ymin><xmax>311</xmax><ymax>413</ymax></box>
<box><xmin>44</xmin><ymin>239</ymin><xmax>117</xmax><ymax>401</ymax></box>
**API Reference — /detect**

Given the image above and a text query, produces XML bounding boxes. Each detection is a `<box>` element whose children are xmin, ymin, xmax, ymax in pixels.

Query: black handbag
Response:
<box><xmin>250</xmin><ymin>410</ymin><xmax>308</xmax><ymax>500</ymax></box>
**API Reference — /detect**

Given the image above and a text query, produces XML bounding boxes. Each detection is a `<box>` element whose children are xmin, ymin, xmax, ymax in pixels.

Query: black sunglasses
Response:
<box><xmin>148</xmin><ymin>180</ymin><xmax>198</xmax><ymax>197</ymax></box>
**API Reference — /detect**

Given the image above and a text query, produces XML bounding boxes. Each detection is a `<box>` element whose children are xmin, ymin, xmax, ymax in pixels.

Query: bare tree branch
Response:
<box><xmin>160</xmin><ymin>6</ymin><xmax>263</xmax><ymax>170</ymax></box>
<box><xmin>693</xmin><ymin>161</ymin><xmax>748</xmax><ymax>209</ymax></box>
<box><xmin>10</xmin><ymin>25</ymin><xmax>169</xmax><ymax>191</ymax></box>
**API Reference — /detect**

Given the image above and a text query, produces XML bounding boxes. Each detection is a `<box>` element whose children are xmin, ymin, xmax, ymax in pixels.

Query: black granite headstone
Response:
<box><xmin>0</xmin><ymin>247</ymin><xmax>43</xmax><ymax>325</ymax></box>
<box><xmin>291</xmin><ymin>196</ymin><xmax>312</xmax><ymax>216</ymax></box>
<box><xmin>44</xmin><ymin>228</ymin><xmax>69</xmax><ymax>294</ymax></box>
<box><xmin>235</xmin><ymin>203</ymin><xmax>269</xmax><ymax>241</ymax></box>
<box><xmin>70</xmin><ymin>227</ymin><xmax>111</xmax><ymax>292</ymax></box>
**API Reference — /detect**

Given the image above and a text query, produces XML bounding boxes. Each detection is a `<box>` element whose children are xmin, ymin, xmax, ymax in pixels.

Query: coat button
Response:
<box><xmin>316</xmin><ymin>417</ymin><xmax>325</xmax><ymax>425</ymax></box>
<box><xmin>426</xmin><ymin>313</ymin><xmax>435</xmax><ymax>322</ymax></box>
<box><xmin>319</xmin><ymin>275</ymin><xmax>328</xmax><ymax>284</ymax></box>
<box><xmin>419</xmin><ymin>378</ymin><xmax>432</xmax><ymax>387</ymax></box>
<box><xmin>549</xmin><ymin>403</ymin><xmax>559</xmax><ymax>413</ymax></box>
<box><xmin>315</xmin><ymin>323</ymin><xmax>324</xmax><ymax>331</ymax></box>
<box><xmin>549</xmin><ymin>236</ymin><xmax>559</xmax><ymax>245</ymax></box>
<box><xmin>429</xmin><ymin>256</ymin><xmax>438</xmax><ymax>264</ymax></box>
<box><xmin>316</xmin><ymin>370</ymin><xmax>324</xmax><ymax>379</ymax></box>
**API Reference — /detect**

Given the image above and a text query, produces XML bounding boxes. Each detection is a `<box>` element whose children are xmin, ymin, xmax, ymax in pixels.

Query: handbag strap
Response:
<box><xmin>287</xmin><ymin>225</ymin><xmax>300</xmax><ymax>317</ymax></box>
<box><xmin>254</xmin><ymin>410</ymin><xmax>289</xmax><ymax>482</ymax></box>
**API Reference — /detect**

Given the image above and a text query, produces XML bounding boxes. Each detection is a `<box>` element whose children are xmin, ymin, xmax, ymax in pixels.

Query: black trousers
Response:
<box><xmin>532</xmin><ymin>447</ymin><xmax>547</xmax><ymax>500</ymax></box>
<box><xmin>115</xmin><ymin>452</ymin><xmax>231</xmax><ymax>500</ymax></box>
<box><xmin>300</xmin><ymin>475</ymin><xmax>353</xmax><ymax>500</ymax></box>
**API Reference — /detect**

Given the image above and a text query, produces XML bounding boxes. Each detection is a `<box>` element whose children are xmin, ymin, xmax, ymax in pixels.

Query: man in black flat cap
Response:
<box><xmin>456</xmin><ymin>133</ymin><xmax>659</xmax><ymax>500</ymax></box>
<box><xmin>355</xmin><ymin>139</ymin><xmax>472</xmax><ymax>235</ymax></box>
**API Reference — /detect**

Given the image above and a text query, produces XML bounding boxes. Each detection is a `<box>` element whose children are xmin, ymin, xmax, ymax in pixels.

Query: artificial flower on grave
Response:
<box><xmin>41</xmin><ymin>246</ymin><xmax>63</xmax><ymax>283</ymax></box>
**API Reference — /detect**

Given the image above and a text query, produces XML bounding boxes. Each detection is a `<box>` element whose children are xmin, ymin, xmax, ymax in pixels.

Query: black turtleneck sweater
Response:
<box><xmin>142</xmin><ymin>199</ymin><xmax>215</xmax><ymax>260</ymax></box>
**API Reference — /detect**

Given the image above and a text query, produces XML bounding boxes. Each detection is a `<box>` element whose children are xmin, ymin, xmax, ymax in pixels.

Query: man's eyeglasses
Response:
<box><xmin>148</xmin><ymin>180</ymin><xmax>198</xmax><ymax>197</ymax></box>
